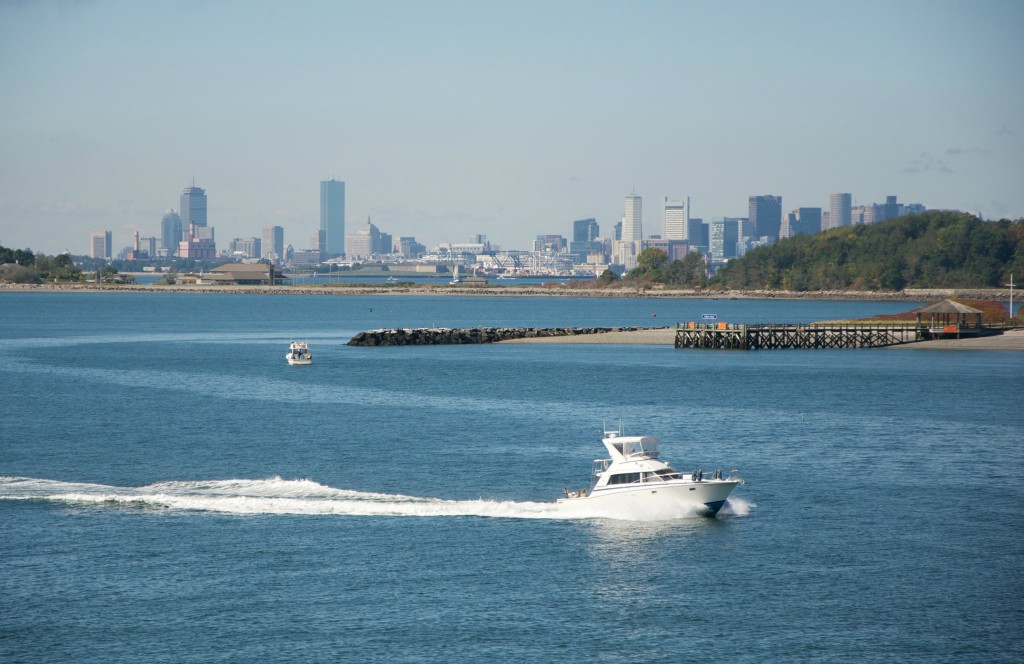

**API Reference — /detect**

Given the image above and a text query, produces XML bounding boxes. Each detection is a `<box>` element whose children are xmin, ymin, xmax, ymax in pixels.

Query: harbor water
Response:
<box><xmin>1</xmin><ymin>292</ymin><xmax>1021</xmax><ymax>662</ymax></box>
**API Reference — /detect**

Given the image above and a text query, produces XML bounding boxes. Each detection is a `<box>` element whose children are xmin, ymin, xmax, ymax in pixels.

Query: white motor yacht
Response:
<box><xmin>559</xmin><ymin>429</ymin><xmax>742</xmax><ymax>516</ymax></box>
<box><xmin>286</xmin><ymin>341</ymin><xmax>312</xmax><ymax>365</ymax></box>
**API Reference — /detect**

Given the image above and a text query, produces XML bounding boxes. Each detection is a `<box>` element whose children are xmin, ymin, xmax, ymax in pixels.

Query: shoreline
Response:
<box><xmin>0</xmin><ymin>282</ymin><xmax>1012</xmax><ymax>302</ymax></box>
<box><xmin>4</xmin><ymin>282</ymin><xmax>1019</xmax><ymax>349</ymax></box>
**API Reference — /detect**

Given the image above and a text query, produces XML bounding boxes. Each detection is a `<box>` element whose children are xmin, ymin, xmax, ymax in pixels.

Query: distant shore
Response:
<box><xmin>0</xmin><ymin>282</ymin><xmax>1012</xmax><ymax>302</ymax></box>
<box><xmin>5</xmin><ymin>281</ymin><xmax>1018</xmax><ymax>349</ymax></box>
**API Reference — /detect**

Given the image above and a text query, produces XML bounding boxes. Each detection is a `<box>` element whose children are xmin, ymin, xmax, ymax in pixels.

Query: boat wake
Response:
<box><xmin>0</xmin><ymin>476</ymin><xmax>751</xmax><ymax>521</ymax></box>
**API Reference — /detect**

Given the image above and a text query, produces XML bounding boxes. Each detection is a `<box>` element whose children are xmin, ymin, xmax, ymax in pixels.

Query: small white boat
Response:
<box><xmin>450</xmin><ymin>264</ymin><xmax>462</xmax><ymax>284</ymax></box>
<box><xmin>559</xmin><ymin>428</ymin><xmax>742</xmax><ymax>516</ymax></box>
<box><xmin>286</xmin><ymin>341</ymin><xmax>312</xmax><ymax>365</ymax></box>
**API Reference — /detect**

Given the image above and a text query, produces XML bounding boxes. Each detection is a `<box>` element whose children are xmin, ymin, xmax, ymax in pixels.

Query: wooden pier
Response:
<box><xmin>675</xmin><ymin>322</ymin><xmax>923</xmax><ymax>350</ymax></box>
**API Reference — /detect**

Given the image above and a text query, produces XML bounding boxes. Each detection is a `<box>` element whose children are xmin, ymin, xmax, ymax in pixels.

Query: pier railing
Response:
<box><xmin>675</xmin><ymin>322</ymin><xmax>923</xmax><ymax>350</ymax></box>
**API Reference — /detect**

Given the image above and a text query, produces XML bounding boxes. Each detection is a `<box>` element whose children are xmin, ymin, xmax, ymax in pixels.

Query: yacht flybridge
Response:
<box><xmin>559</xmin><ymin>429</ymin><xmax>742</xmax><ymax>516</ymax></box>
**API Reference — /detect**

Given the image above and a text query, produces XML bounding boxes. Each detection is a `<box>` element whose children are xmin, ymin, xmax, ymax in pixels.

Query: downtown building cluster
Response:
<box><xmin>88</xmin><ymin>181</ymin><xmax>925</xmax><ymax>277</ymax></box>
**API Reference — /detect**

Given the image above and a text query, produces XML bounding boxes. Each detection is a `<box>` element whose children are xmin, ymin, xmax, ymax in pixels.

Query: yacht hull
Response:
<box><xmin>560</xmin><ymin>480</ymin><xmax>738</xmax><ymax>519</ymax></box>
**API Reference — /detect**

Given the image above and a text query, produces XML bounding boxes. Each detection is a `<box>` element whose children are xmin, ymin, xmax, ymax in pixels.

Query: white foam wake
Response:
<box><xmin>0</xmin><ymin>476</ymin><xmax>747</xmax><ymax>522</ymax></box>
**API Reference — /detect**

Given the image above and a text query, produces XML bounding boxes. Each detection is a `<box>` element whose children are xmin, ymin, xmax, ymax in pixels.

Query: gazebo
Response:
<box><xmin>914</xmin><ymin>299</ymin><xmax>984</xmax><ymax>338</ymax></box>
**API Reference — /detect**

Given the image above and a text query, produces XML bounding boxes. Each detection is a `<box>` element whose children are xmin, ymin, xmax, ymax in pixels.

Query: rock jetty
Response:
<box><xmin>347</xmin><ymin>326</ymin><xmax>658</xmax><ymax>346</ymax></box>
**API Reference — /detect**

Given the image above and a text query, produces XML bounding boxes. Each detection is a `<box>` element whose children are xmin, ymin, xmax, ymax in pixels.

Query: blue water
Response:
<box><xmin>1</xmin><ymin>292</ymin><xmax>1022</xmax><ymax>663</ymax></box>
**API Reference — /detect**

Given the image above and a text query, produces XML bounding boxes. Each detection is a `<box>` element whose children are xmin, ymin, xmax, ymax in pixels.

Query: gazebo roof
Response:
<box><xmin>915</xmin><ymin>299</ymin><xmax>983</xmax><ymax>315</ymax></box>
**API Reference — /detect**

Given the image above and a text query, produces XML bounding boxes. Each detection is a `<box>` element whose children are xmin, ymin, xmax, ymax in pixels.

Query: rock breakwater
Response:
<box><xmin>347</xmin><ymin>326</ymin><xmax>660</xmax><ymax>346</ymax></box>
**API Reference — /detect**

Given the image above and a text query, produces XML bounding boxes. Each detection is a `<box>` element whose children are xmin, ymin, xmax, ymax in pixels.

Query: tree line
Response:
<box><xmin>611</xmin><ymin>211</ymin><xmax>1023</xmax><ymax>291</ymax></box>
<box><xmin>0</xmin><ymin>245</ymin><xmax>83</xmax><ymax>283</ymax></box>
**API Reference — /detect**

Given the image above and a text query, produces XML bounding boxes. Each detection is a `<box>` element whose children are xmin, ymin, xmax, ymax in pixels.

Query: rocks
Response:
<box><xmin>346</xmin><ymin>326</ymin><xmax>652</xmax><ymax>346</ymax></box>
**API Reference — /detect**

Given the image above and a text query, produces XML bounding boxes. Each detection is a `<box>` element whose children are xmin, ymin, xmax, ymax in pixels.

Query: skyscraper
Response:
<box><xmin>829</xmin><ymin>193</ymin><xmax>852</xmax><ymax>229</ymax></box>
<box><xmin>160</xmin><ymin>210</ymin><xmax>182</xmax><ymax>254</ymax></box>
<box><xmin>320</xmin><ymin>179</ymin><xmax>346</xmax><ymax>257</ymax></box>
<box><xmin>708</xmin><ymin>218</ymin><xmax>739</xmax><ymax>263</ymax></box>
<box><xmin>263</xmin><ymin>225</ymin><xmax>284</xmax><ymax>263</ymax></box>
<box><xmin>622</xmin><ymin>193</ymin><xmax>642</xmax><ymax>241</ymax></box>
<box><xmin>572</xmin><ymin>218</ymin><xmax>599</xmax><ymax>243</ymax></box>
<box><xmin>784</xmin><ymin>208</ymin><xmax>822</xmax><ymax>237</ymax></box>
<box><xmin>663</xmin><ymin>197</ymin><xmax>689</xmax><ymax>241</ymax></box>
<box><xmin>90</xmin><ymin>230</ymin><xmax>112</xmax><ymax>259</ymax></box>
<box><xmin>180</xmin><ymin>185</ymin><xmax>207</xmax><ymax>228</ymax></box>
<box><xmin>749</xmin><ymin>195</ymin><xmax>782</xmax><ymax>239</ymax></box>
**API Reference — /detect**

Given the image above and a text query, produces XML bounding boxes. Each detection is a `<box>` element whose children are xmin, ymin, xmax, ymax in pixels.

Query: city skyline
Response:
<box><xmin>1</xmin><ymin>1</ymin><xmax>1022</xmax><ymax>255</ymax></box>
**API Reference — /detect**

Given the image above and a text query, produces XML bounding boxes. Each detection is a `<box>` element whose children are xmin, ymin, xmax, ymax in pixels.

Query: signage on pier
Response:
<box><xmin>701</xmin><ymin>314</ymin><xmax>718</xmax><ymax>320</ymax></box>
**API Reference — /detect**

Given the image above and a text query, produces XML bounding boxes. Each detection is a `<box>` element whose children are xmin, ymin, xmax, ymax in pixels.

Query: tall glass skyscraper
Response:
<box><xmin>320</xmin><ymin>179</ymin><xmax>346</xmax><ymax>257</ymax></box>
<box><xmin>180</xmin><ymin>186</ymin><xmax>207</xmax><ymax>228</ymax></box>
<box><xmin>749</xmin><ymin>195</ymin><xmax>782</xmax><ymax>239</ymax></box>
<box><xmin>572</xmin><ymin>218</ymin><xmax>599</xmax><ymax>243</ymax></box>
<box><xmin>160</xmin><ymin>210</ymin><xmax>183</xmax><ymax>254</ymax></box>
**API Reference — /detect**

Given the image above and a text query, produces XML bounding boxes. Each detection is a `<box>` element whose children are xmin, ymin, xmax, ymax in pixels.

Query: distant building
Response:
<box><xmin>737</xmin><ymin>235</ymin><xmax>774</xmax><ymax>257</ymax></box>
<box><xmin>122</xmin><ymin>231</ymin><xmax>152</xmax><ymax>260</ymax></box>
<box><xmin>398</xmin><ymin>237</ymin><xmax>426</xmax><ymax>259</ymax></box>
<box><xmin>749</xmin><ymin>195</ymin><xmax>782</xmax><ymax>240</ymax></box>
<box><xmin>687</xmin><ymin>218</ymin><xmax>708</xmax><ymax>254</ymax></box>
<box><xmin>736</xmin><ymin>218</ymin><xmax>754</xmax><ymax>244</ymax></box>
<box><xmin>320</xmin><ymin>179</ymin><xmax>345</xmax><ymax>257</ymax></box>
<box><xmin>263</xmin><ymin>225</ymin><xmax>285</xmax><ymax>263</ymax></box>
<box><xmin>160</xmin><ymin>210</ymin><xmax>182</xmax><ymax>254</ymax></box>
<box><xmin>641</xmin><ymin>238</ymin><xmax>690</xmax><ymax>261</ymax></box>
<box><xmin>663</xmin><ymin>197</ymin><xmax>690</xmax><ymax>241</ymax></box>
<box><xmin>708</xmin><ymin>218</ymin><xmax>739</xmax><ymax>263</ymax></box>
<box><xmin>139</xmin><ymin>236</ymin><xmax>157</xmax><ymax>258</ymax></box>
<box><xmin>863</xmin><ymin>195</ymin><xmax>902</xmax><ymax>224</ymax></box>
<box><xmin>573</xmin><ymin>218</ymin><xmax>599</xmax><ymax>243</ymax></box>
<box><xmin>829</xmin><ymin>193</ymin><xmax>852</xmax><ymax>229</ymax></box>
<box><xmin>204</xmin><ymin>263</ymin><xmax>289</xmax><ymax>285</ymax></box>
<box><xmin>569</xmin><ymin>242</ymin><xmax>603</xmax><ymax>263</ymax></box>
<box><xmin>533</xmin><ymin>235</ymin><xmax>566</xmax><ymax>253</ymax></box>
<box><xmin>783</xmin><ymin>208</ymin><xmax>822</xmax><ymax>238</ymax></box>
<box><xmin>311</xmin><ymin>229</ymin><xmax>326</xmax><ymax>258</ymax></box>
<box><xmin>180</xmin><ymin>185</ymin><xmax>207</xmax><ymax>228</ymax></box>
<box><xmin>622</xmin><ymin>193</ymin><xmax>642</xmax><ymax>241</ymax></box>
<box><xmin>884</xmin><ymin>195</ymin><xmax>899</xmax><ymax>220</ymax></box>
<box><xmin>90</xmin><ymin>230</ymin><xmax>112</xmax><ymax>259</ymax></box>
<box><xmin>177</xmin><ymin>222</ymin><xmax>216</xmax><ymax>259</ymax></box>
<box><xmin>346</xmin><ymin>218</ymin><xmax>392</xmax><ymax>259</ymax></box>
<box><xmin>290</xmin><ymin>249</ymin><xmax>323</xmax><ymax>265</ymax></box>
<box><xmin>230</xmin><ymin>237</ymin><xmax>261</xmax><ymax>259</ymax></box>
<box><xmin>611</xmin><ymin>239</ymin><xmax>638</xmax><ymax>270</ymax></box>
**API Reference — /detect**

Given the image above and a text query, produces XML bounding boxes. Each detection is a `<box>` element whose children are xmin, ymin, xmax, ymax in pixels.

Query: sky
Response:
<box><xmin>1</xmin><ymin>0</ymin><xmax>1022</xmax><ymax>256</ymax></box>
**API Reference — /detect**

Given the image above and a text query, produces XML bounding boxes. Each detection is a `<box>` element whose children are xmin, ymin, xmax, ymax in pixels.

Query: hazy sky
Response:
<box><xmin>1</xmin><ymin>0</ymin><xmax>1022</xmax><ymax>255</ymax></box>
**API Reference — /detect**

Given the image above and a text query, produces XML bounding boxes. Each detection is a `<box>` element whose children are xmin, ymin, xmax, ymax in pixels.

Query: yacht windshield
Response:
<box><xmin>620</xmin><ymin>439</ymin><xmax>659</xmax><ymax>458</ymax></box>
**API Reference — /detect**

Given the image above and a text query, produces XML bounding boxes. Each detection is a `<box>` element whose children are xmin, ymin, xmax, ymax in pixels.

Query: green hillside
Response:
<box><xmin>710</xmin><ymin>211</ymin><xmax>1024</xmax><ymax>291</ymax></box>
